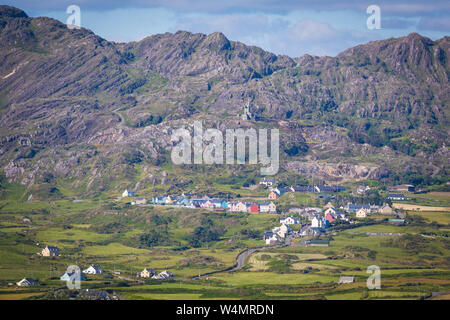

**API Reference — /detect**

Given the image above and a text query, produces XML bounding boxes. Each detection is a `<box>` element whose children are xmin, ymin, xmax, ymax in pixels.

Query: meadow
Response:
<box><xmin>0</xmin><ymin>185</ymin><xmax>449</xmax><ymax>300</ymax></box>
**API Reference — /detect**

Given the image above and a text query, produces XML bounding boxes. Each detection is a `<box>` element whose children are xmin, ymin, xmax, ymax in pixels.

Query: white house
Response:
<box><xmin>122</xmin><ymin>189</ymin><xmax>136</xmax><ymax>198</ymax></box>
<box><xmin>259</xmin><ymin>201</ymin><xmax>277</xmax><ymax>213</ymax></box>
<box><xmin>356</xmin><ymin>208</ymin><xmax>368</xmax><ymax>218</ymax></box>
<box><xmin>324</xmin><ymin>207</ymin><xmax>337</xmax><ymax>216</ymax></box>
<box><xmin>83</xmin><ymin>265</ymin><xmax>104</xmax><ymax>275</ymax></box>
<box><xmin>264</xmin><ymin>232</ymin><xmax>281</xmax><ymax>245</ymax></box>
<box><xmin>16</xmin><ymin>278</ymin><xmax>38</xmax><ymax>287</ymax></box>
<box><xmin>152</xmin><ymin>270</ymin><xmax>174</xmax><ymax>280</ymax></box>
<box><xmin>280</xmin><ymin>216</ymin><xmax>301</xmax><ymax>225</ymax></box>
<box><xmin>311</xmin><ymin>216</ymin><xmax>324</xmax><ymax>228</ymax></box>
<box><xmin>338</xmin><ymin>276</ymin><xmax>354</xmax><ymax>284</ymax></box>
<box><xmin>272</xmin><ymin>224</ymin><xmax>292</xmax><ymax>238</ymax></box>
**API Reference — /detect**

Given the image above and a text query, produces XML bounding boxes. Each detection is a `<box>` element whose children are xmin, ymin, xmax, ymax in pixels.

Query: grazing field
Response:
<box><xmin>392</xmin><ymin>203</ymin><xmax>450</xmax><ymax>212</ymax></box>
<box><xmin>0</xmin><ymin>189</ymin><xmax>449</xmax><ymax>300</ymax></box>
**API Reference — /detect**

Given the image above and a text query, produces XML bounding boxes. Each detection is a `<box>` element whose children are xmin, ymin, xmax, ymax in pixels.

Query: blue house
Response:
<box><xmin>175</xmin><ymin>197</ymin><xmax>190</xmax><ymax>207</ymax></box>
<box><xmin>210</xmin><ymin>198</ymin><xmax>227</xmax><ymax>209</ymax></box>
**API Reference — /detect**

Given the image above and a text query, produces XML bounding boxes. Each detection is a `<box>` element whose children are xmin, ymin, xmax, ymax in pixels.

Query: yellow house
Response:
<box><xmin>41</xmin><ymin>246</ymin><xmax>59</xmax><ymax>257</ymax></box>
<box><xmin>138</xmin><ymin>268</ymin><xmax>155</xmax><ymax>278</ymax></box>
<box><xmin>235</xmin><ymin>202</ymin><xmax>247</xmax><ymax>212</ymax></box>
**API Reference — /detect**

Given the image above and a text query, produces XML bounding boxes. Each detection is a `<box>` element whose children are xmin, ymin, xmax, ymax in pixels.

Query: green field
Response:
<box><xmin>0</xmin><ymin>187</ymin><xmax>449</xmax><ymax>300</ymax></box>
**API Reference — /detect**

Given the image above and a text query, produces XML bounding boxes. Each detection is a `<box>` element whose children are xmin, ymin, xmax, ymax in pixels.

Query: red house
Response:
<box><xmin>325</xmin><ymin>212</ymin><xmax>336</xmax><ymax>223</ymax></box>
<box><xmin>249</xmin><ymin>203</ymin><xmax>259</xmax><ymax>213</ymax></box>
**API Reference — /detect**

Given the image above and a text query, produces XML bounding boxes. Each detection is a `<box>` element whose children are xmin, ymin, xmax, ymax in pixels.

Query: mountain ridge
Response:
<box><xmin>0</xmin><ymin>6</ymin><xmax>448</xmax><ymax>198</ymax></box>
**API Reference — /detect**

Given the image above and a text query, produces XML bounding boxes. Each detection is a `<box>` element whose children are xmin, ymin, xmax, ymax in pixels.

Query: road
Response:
<box><xmin>112</xmin><ymin>107</ymin><xmax>124</xmax><ymax>123</ymax></box>
<box><xmin>192</xmin><ymin>246</ymin><xmax>265</xmax><ymax>280</ymax></box>
<box><xmin>233</xmin><ymin>247</ymin><xmax>260</xmax><ymax>271</ymax></box>
<box><xmin>192</xmin><ymin>244</ymin><xmax>286</xmax><ymax>280</ymax></box>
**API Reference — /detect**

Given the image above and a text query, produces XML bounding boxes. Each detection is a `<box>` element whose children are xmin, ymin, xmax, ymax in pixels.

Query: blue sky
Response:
<box><xmin>4</xmin><ymin>0</ymin><xmax>449</xmax><ymax>57</ymax></box>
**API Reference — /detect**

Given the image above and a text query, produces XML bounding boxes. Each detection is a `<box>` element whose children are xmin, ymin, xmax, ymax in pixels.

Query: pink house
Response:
<box><xmin>325</xmin><ymin>212</ymin><xmax>336</xmax><ymax>223</ymax></box>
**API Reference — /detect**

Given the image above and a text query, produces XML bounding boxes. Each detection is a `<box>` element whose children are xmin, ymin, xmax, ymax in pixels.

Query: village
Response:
<box><xmin>119</xmin><ymin>179</ymin><xmax>407</xmax><ymax>247</ymax></box>
<box><xmin>11</xmin><ymin>180</ymin><xmax>412</xmax><ymax>295</ymax></box>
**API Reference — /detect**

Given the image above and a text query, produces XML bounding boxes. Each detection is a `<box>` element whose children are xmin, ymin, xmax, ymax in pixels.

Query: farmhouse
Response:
<box><xmin>83</xmin><ymin>265</ymin><xmax>104</xmax><ymax>275</ymax></box>
<box><xmin>16</xmin><ymin>278</ymin><xmax>38</xmax><ymax>287</ymax></box>
<box><xmin>137</xmin><ymin>268</ymin><xmax>155</xmax><ymax>278</ymax></box>
<box><xmin>152</xmin><ymin>270</ymin><xmax>175</xmax><ymax>280</ymax></box>
<box><xmin>41</xmin><ymin>246</ymin><xmax>59</xmax><ymax>257</ymax></box>
<box><xmin>338</xmin><ymin>276</ymin><xmax>354</xmax><ymax>284</ymax></box>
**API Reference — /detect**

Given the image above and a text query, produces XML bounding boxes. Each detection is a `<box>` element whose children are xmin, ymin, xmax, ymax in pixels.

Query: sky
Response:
<box><xmin>3</xmin><ymin>0</ymin><xmax>449</xmax><ymax>57</ymax></box>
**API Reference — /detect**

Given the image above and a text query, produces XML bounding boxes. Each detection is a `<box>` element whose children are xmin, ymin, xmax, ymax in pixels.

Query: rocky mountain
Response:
<box><xmin>0</xmin><ymin>6</ymin><xmax>448</xmax><ymax>199</ymax></box>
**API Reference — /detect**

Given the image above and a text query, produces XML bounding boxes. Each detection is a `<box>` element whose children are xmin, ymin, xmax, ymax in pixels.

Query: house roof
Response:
<box><xmin>347</xmin><ymin>204</ymin><xmax>371</xmax><ymax>210</ymax></box>
<box><xmin>210</xmin><ymin>198</ymin><xmax>225</xmax><ymax>203</ymax></box>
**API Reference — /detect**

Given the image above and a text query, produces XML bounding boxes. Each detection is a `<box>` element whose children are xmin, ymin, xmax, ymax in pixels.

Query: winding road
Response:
<box><xmin>192</xmin><ymin>244</ymin><xmax>283</xmax><ymax>280</ymax></box>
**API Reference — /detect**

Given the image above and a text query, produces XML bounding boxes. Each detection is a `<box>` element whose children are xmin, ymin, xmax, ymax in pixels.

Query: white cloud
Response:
<box><xmin>289</xmin><ymin>19</ymin><xmax>338</xmax><ymax>41</ymax></box>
